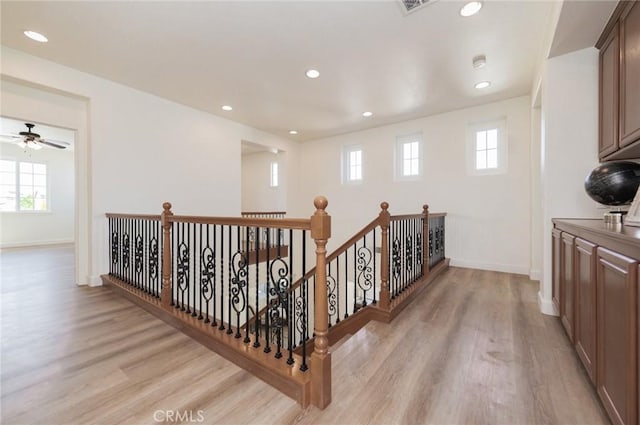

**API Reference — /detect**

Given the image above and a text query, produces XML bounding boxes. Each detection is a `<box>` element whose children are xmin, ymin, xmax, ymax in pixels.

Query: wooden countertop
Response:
<box><xmin>553</xmin><ymin>218</ymin><xmax>640</xmax><ymax>260</ymax></box>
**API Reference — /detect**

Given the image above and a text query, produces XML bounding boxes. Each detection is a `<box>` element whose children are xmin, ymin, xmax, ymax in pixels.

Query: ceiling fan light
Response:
<box><xmin>30</xmin><ymin>141</ymin><xmax>43</xmax><ymax>150</ymax></box>
<box><xmin>24</xmin><ymin>30</ymin><xmax>48</xmax><ymax>43</ymax></box>
<box><xmin>460</xmin><ymin>1</ymin><xmax>482</xmax><ymax>17</ymax></box>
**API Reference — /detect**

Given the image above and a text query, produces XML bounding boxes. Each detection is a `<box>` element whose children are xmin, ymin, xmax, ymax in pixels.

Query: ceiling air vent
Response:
<box><xmin>399</xmin><ymin>0</ymin><xmax>439</xmax><ymax>15</ymax></box>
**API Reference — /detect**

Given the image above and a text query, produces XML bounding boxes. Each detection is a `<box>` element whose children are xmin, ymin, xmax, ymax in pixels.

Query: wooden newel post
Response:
<box><xmin>310</xmin><ymin>196</ymin><xmax>332</xmax><ymax>409</ymax></box>
<box><xmin>379</xmin><ymin>201</ymin><xmax>391</xmax><ymax>311</ymax></box>
<box><xmin>422</xmin><ymin>204</ymin><xmax>429</xmax><ymax>279</ymax></box>
<box><xmin>161</xmin><ymin>202</ymin><xmax>174</xmax><ymax>309</ymax></box>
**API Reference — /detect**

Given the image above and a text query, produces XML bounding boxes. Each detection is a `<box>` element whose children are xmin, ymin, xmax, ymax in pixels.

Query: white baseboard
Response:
<box><xmin>88</xmin><ymin>275</ymin><xmax>103</xmax><ymax>287</ymax></box>
<box><xmin>449</xmin><ymin>258</ymin><xmax>529</xmax><ymax>276</ymax></box>
<box><xmin>529</xmin><ymin>269</ymin><xmax>541</xmax><ymax>281</ymax></box>
<box><xmin>538</xmin><ymin>291</ymin><xmax>558</xmax><ymax>316</ymax></box>
<box><xmin>0</xmin><ymin>239</ymin><xmax>74</xmax><ymax>249</ymax></box>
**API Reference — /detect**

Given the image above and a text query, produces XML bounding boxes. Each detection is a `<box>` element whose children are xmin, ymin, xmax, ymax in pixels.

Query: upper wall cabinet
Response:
<box><xmin>598</xmin><ymin>1</ymin><xmax>640</xmax><ymax>160</ymax></box>
<box><xmin>620</xmin><ymin>2</ymin><xmax>640</xmax><ymax>147</ymax></box>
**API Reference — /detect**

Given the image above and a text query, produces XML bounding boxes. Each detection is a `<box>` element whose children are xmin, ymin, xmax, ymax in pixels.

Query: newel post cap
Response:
<box><xmin>314</xmin><ymin>196</ymin><xmax>328</xmax><ymax>214</ymax></box>
<box><xmin>162</xmin><ymin>202</ymin><xmax>173</xmax><ymax>212</ymax></box>
<box><xmin>311</xmin><ymin>196</ymin><xmax>331</xmax><ymax>240</ymax></box>
<box><xmin>380</xmin><ymin>201</ymin><xmax>389</xmax><ymax>211</ymax></box>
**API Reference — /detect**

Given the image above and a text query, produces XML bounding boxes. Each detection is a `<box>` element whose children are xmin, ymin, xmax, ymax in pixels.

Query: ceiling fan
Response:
<box><xmin>0</xmin><ymin>123</ymin><xmax>70</xmax><ymax>150</ymax></box>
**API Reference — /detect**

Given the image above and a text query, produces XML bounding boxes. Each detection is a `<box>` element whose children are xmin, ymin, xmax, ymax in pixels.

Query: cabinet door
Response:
<box><xmin>561</xmin><ymin>233</ymin><xmax>576</xmax><ymax>341</ymax></box>
<box><xmin>620</xmin><ymin>2</ymin><xmax>640</xmax><ymax>147</ymax></box>
<box><xmin>552</xmin><ymin>229</ymin><xmax>562</xmax><ymax>313</ymax></box>
<box><xmin>600</xmin><ymin>22</ymin><xmax>620</xmax><ymax>158</ymax></box>
<box><xmin>575</xmin><ymin>238</ymin><xmax>597</xmax><ymax>384</ymax></box>
<box><xmin>597</xmin><ymin>247</ymin><xmax>637</xmax><ymax>425</ymax></box>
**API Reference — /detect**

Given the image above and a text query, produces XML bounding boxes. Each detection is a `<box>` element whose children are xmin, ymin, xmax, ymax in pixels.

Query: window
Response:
<box><xmin>475</xmin><ymin>128</ymin><xmax>498</xmax><ymax>170</ymax></box>
<box><xmin>467</xmin><ymin>119</ymin><xmax>507</xmax><ymax>175</ymax></box>
<box><xmin>395</xmin><ymin>132</ymin><xmax>423</xmax><ymax>180</ymax></box>
<box><xmin>270</xmin><ymin>161</ymin><xmax>279</xmax><ymax>187</ymax></box>
<box><xmin>342</xmin><ymin>145</ymin><xmax>363</xmax><ymax>183</ymax></box>
<box><xmin>0</xmin><ymin>159</ymin><xmax>48</xmax><ymax>212</ymax></box>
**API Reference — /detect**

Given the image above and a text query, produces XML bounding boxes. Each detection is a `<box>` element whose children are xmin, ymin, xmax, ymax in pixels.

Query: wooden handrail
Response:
<box><xmin>169</xmin><ymin>215</ymin><xmax>311</xmax><ymax>230</ymax></box>
<box><xmin>241</xmin><ymin>211</ymin><xmax>287</xmax><ymax>216</ymax></box>
<box><xmin>105</xmin><ymin>213</ymin><xmax>161</xmax><ymax>220</ymax></box>
<box><xmin>429</xmin><ymin>212</ymin><xmax>447</xmax><ymax>218</ymax></box>
<box><xmin>390</xmin><ymin>213</ymin><xmax>422</xmax><ymax>220</ymax></box>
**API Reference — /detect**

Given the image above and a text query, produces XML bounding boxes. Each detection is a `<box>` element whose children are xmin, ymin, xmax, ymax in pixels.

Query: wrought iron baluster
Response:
<box><xmin>264</xmin><ymin>228</ymin><xmax>271</xmax><ymax>354</ymax></box>
<box><xmin>373</xmin><ymin>228</ymin><xmax>377</xmax><ymax>304</ymax></box>
<box><xmin>253</xmin><ymin>226</ymin><xmax>261</xmax><ymax>348</ymax></box>
<box><xmin>243</xmin><ymin>227</ymin><xmax>250</xmax><ymax>343</ymax></box>
<box><xmin>335</xmin><ymin>258</ymin><xmax>340</xmax><ymax>323</ymax></box>
<box><xmin>227</xmin><ymin>225</ymin><xmax>233</xmax><ymax>335</ymax></box>
<box><xmin>344</xmin><ymin>252</ymin><xmax>349</xmax><ymax>319</ymax></box>
<box><xmin>211</xmin><ymin>225</ymin><xmax>218</xmax><ymax>325</ymax></box>
<box><xmin>353</xmin><ymin>244</ymin><xmax>357</xmax><ymax>313</ymax></box>
<box><xmin>287</xmin><ymin>229</ymin><xmax>294</xmax><ymax>365</ymax></box>
<box><xmin>218</xmin><ymin>225</ymin><xmax>225</xmax><ymax>330</ymax></box>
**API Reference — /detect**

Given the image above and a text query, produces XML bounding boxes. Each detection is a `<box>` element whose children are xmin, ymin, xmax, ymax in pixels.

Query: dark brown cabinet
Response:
<box><xmin>620</xmin><ymin>2</ymin><xmax>640</xmax><ymax>147</ymax></box>
<box><xmin>561</xmin><ymin>233</ymin><xmax>576</xmax><ymax>341</ymax></box>
<box><xmin>552</xmin><ymin>228</ymin><xmax>562</xmax><ymax>313</ymax></box>
<box><xmin>597</xmin><ymin>247</ymin><xmax>637</xmax><ymax>425</ymax></box>
<box><xmin>598</xmin><ymin>1</ymin><xmax>640</xmax><ymax>160</ymax></box>
<box><xmin>553</xmin><ymin>219</ymin><xmax>640</xmax><ymax>425</ymax></box>
<box><xmin>575</xmin><ymin>238</ymin><xmax>597</xmax><ymax>384</ymax></box>
<box><xmin>599</xmin><ymin>22</ymin><xmax>619</xmax><ymax>158</ymax></box>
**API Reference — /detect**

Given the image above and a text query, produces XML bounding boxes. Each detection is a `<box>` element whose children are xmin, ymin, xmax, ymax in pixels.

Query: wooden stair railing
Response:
<box><xmin>103</xmin><ymin>197</ymin><xmax>331</xmax><ymax>409</ymax></box>
<box><xmin>103</xmin><ymin>200</ymin><xmax>448</xmax><ymax>410</ymax></box>
<box><xmin>250</xmin><ymin>202</ymin><xmax>449</xmax><ymax>356</ymax></box>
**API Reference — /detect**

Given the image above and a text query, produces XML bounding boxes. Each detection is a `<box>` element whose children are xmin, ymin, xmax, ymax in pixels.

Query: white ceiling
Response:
<box><xmin>0</xmin><ymin>1</ymin><xmax>611</xmax><ymax>142</ymax></box>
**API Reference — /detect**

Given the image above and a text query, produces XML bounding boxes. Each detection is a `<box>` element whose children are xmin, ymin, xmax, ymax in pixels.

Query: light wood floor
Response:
<box><xmin>1</xmin><ymin>245</ymin><xmax>609</xmax><ymax>425</ymax></box>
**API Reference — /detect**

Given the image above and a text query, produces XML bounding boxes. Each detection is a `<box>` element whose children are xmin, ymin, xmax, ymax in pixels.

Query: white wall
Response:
<box><xmin>1</xmin><ymin>46</ymin><xmax>298</xmax><ymax>285</ymax></box>
<box><xmin>241</xmin><ymin>151</ymin><xmax>287</xmax><ymax>212</ymax></box>
<box><xmin>0</xmin><ymin>142</ymin><xmax>75</xmax><ymax>247</ymax></box>
<box><xmin>293</xmin><ymin>95</ymin><xmax>533</xmax><ymax>275</ymax></box>
<box><xmin>530</xmin><ymin>106</ymin><xmax>543</xmax><ymax>281</ymax></box>
<box><xmin>539</xmin><ymin>47</ymin><xmax>601</xmax><ymax>314</ymax></box>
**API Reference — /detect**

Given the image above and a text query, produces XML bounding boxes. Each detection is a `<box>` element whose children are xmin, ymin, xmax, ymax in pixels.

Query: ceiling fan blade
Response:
<box><xmin>38</xmin><ymin>139</ymin><xmax>68</xmax><ymax>149</ymax></box>
<box><xmin>0</xmin><ymin>136</ymin><xmax>21</xmax><ymax>144</ymax></box>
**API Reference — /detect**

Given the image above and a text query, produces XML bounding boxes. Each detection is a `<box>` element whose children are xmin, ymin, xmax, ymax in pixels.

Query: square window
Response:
<box><xmin>467</xmin><ymin>119</ymin><xmax>507</xmax><ymax>175</ymax></box>
<box><xmin>270</xmin><ymin>162</ymin><xmax>279</xmax><ymax>187</ymax></box>
<box><xmin>343</xmin><ymin>145</ymin><xmax>363</xmax><ymax>183</ymax></box>
<box><xmin>395</xmin><ymin>134</ymin><xmax>422</xmax><ymax>180</ymax></box>
<box><xmin>0</xmin><ymin>160</ymin><xmax>48</xmax><ymax>212</ymax></box>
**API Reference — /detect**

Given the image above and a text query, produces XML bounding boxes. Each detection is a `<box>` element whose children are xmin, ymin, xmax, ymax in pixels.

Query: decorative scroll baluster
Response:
<box><xmin>327</xmin><ymin>262</ymin><xmax>337</xmax><ymax>326</ymax></box>
<box><xmin>200</xmin><ymin>225</ymin><xmax>215</xmax><ymax>323</ymax></box>
<box><xmin>356</xmin><ymin>237</ymin><xmax>373</xmax><ymax>308</ymax></box>
<box><xmin>269</xmin><ymin>254</ymin><xmax>289</xmax><ymax>359</ymax></box>
<box><xmin>231</xmin><ymin>227</ymin><xmax>248</xmax><ymax>339</ymax></box>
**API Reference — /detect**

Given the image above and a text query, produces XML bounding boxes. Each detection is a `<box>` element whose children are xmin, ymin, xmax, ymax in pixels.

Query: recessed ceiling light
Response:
<box><xmin>362</xmin><ymin>111</ymin><xmax>373</xmax><ymax>117</ymax></box>
<box><xmin>474</xmin><ymin>81</ymin><xmax>491</xmax><ymax>89</ymax></box>
<box><xmin>289</xmin><ymin>130</ymin><xmax>298</xmax><ymax>135</ymax></box>
<box><xmin>472</xmin><ymin>55</ymin><xmax>486</xmax><ymax>69</ymax></box>
<box><xmin>221</xmin><ymin>105</ymin><xmax>233</xmax><ymax>111</ymax></box>
<box><xmin>23</xmin><ymin>30</ymin><xmax>48</xmax><ymax>43</ymax></box>
<box><xmin>305</xmin><ymin>69</ymin><xmax>320</xmax><ymax>79</ymax></box>
<box><xmin>460</xmin><ymin>1</ymin><xmax>482</xmax><ymax>17</ymax></box>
